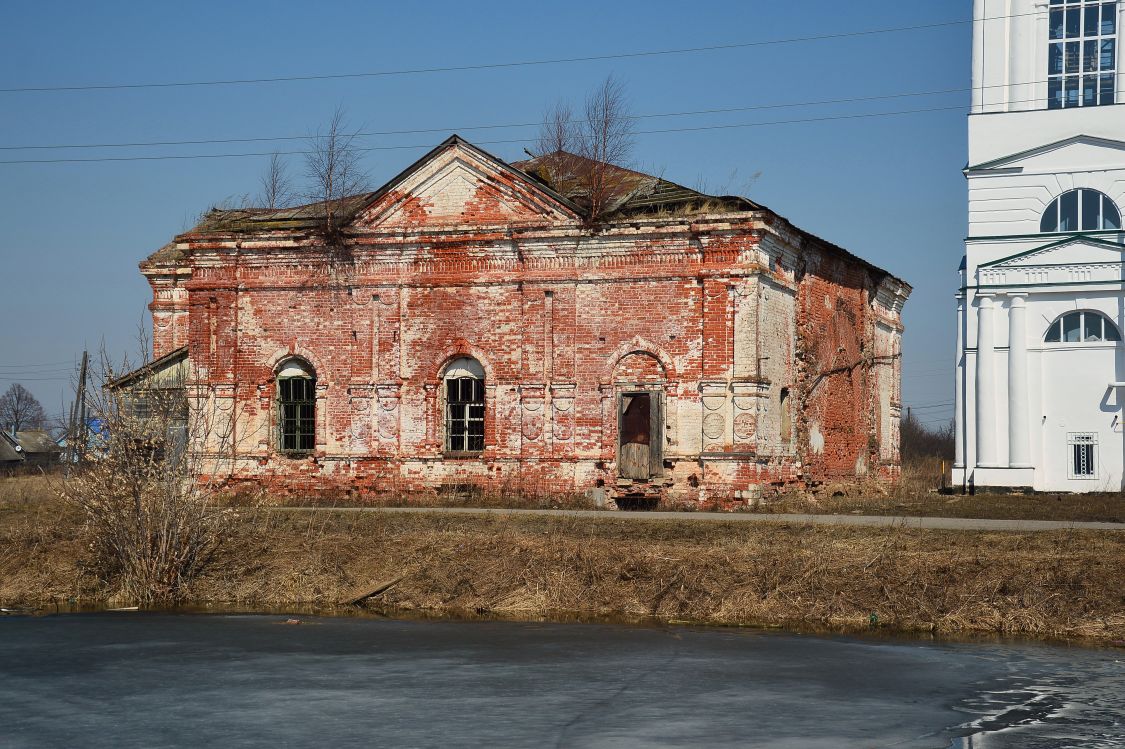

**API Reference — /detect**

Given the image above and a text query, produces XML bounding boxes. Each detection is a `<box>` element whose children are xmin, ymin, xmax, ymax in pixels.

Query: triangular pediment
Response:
<box><xmin>984</xmin><ymin>236</ymin><xmax>1125</xmax><ymax>268</ymax></box>
<box><xmin>968</xmin><ymin>135</ymin><xmax>1125</xmax><ymax>173</ymax></box>
<box><xmin>353</xmin><ymin>136</ymin><xmax>581</xmax><ymax>230</ymax></box>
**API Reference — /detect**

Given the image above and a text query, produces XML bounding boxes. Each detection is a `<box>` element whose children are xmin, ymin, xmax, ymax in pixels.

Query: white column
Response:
<box><xmin>1007</xmin><ymin>294</ymin><xmax>1032</xmax><ymax>467</ymax></box>
<box><xmin>1032</xmin><ymin>3</ymin><xmax>1050</xmax><ymax>110</ymax></box>
<box><xmin>976</xmin><ymin>294</ymin><xmax>1000</xmax><ymax>467</ymax></box>
<box><xmin>955</xmin><ymin>293</ymin><xmax>966</xmax><ymax>468</ymax></box>
<box><xmin>971</xmin><ymin>0</ymin><xmax>985</xmax><ymax>113</ymax></box>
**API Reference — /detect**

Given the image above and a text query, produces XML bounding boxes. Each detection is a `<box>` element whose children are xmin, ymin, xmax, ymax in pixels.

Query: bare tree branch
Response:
<box><xmin>258</xmin><ymin>152</ymin><xmax>294</xmax><ymax>210</ymax></box>
<box><xmin>531</xmin><ymin>76</ymin><xmax>635</xmax><ymax>223</ymax></box>
<box><xmin>534</xmin><ymin>100</ymin><xmax>576</xmax><ymax>156</ymax></box>
<box><xmin>51</xmin><ymin>340</ymin><xmax>255</xmax><ymax>604</ymax></box>
<box><xmin>578</xmin><ymin>74</ymin><xmax>634</xmax><ymax>221</ymax></box>
<box><xmin>304</xmin><ymin>107</ymin><xmax>371</xmax><ymax>238</ymax></box>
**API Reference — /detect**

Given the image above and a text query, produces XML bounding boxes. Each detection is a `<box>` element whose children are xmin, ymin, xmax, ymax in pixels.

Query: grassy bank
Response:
<box><xmin>2</xmin><ymin>479</ymin><xmax>1123</xmax><ymax>644</ymax></box>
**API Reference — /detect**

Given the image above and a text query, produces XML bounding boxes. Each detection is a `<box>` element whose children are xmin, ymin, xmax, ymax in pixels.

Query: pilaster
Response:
<box><xmin>975</xmin><ymin>294</ymin><xmax>1002</xmax><ymax>467</ymax></box>
<box><xmin>1007</xmin><ymin>294</ymin><xmax>1032</xmax><ymax>468</ymax></box>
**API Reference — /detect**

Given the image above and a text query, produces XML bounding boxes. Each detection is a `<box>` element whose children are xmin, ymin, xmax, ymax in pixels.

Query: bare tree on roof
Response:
<box><xmin>534</xmin><ymin>100</ymin><xmax>577</xmax><ymax>156</ymax></box>
<box><xmin>304</xmin><ymin>107</ymin><xmax>370</xmax><ymax>238</ymax></box>
<box><xmin>0</xmin><ymin>383</ymin><xmax>47</xmax><ymax>433</ymax></box>
<box><xmin>258</xmin><ymin>152</ymin><xmax>295</xmax><ymax>210</ymax></box>
<box><xmin>532</xmin><ymin>75</ymin><xmax>635</xmax><ymax>223</ymax></box>
<box><xmin>579</xmin><ymin>75</ymin><xmax>634</xmax><ymax>221</ymax></box>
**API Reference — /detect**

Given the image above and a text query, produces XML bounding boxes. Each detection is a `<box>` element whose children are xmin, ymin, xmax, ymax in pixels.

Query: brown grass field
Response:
<box><xmin>2</xmin><ymin>474</ymin><xmax>1123</xmax><ymax>644</ymax></box>
<box><xmin>757</xmin><ymin>457</ymin><xmax>1125</xmax><ymax>523</ymax></box>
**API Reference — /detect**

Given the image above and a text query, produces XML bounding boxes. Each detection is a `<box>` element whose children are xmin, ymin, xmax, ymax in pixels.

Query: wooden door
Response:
<box><xmin>619</xmin><ymin>392</ymin><xmax>662</xmax><ymax>479</ymax></box>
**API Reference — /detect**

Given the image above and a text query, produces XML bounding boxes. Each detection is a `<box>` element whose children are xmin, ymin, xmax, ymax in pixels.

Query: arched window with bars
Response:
<box><xmin>276</xmin><ymin>359</ymin><xmax>316</xmax><ymax>453</ymax></box>
<box><xmin>442</xmin><ymin>357</ymin><xmax>485</xmax><ymax>453</ymax></box>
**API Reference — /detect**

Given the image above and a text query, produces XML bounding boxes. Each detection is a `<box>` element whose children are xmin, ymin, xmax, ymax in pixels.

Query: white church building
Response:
<box><xmin>956</xmin><ymin>0</ymin><xmax>1125</xmax><ymax>492</ymax></box>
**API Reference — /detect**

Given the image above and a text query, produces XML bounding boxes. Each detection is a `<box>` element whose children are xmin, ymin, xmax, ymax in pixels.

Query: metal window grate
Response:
<box><xmin>1068</xmin><ymin>432</ymin><xmax>1098</xmax><ymax>478</ymax></box>
<box><xmin>279</xmin><ymin>377</ymin><xmax>316</xmax><ymax>452</ymax></box>
<box><xmin>445</xmin><ymin>376</ymin><xmax>484</xmax><ymax>452</ymax></box>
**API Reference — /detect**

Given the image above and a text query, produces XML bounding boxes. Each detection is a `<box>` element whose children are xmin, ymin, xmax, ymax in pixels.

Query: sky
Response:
<box><xmin>0</xmin><ymin>0</ymin><xmax>968</xmax><ymax>430</ymax></box>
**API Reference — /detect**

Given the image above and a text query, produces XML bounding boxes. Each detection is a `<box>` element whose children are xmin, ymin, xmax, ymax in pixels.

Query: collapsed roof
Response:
<box><xmin>163</xmin><ymin>136</ymin><xmax>754</xmax><ymax>242</ymax></box>
<box><xmin>143</xmin><ymin>135</ymin><xmax>909</xmax><ymax>294</ymax></box>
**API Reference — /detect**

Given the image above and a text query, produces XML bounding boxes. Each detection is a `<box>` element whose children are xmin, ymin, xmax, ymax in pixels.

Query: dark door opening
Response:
<box><xmin>618</xmin><ymin>392</ymin><xmax>662</xmax><ymax>480</ymax></box>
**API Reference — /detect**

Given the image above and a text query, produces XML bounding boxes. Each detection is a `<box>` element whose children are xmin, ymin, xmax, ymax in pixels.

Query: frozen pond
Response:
<box><xmin>0</xmin><ymin>614</ymin><xmax>1121</xmax><ymax>747</ymax></box>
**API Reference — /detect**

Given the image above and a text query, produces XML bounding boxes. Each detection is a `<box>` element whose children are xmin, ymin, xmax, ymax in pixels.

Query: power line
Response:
<box><xmin>0</xmin><ymin>87</ymin><xmax>972</xmax><ymax>152</ymax></box>
<box><xmin>0</xmin><ymin>15</ymin><xmax>1024</xmax><ymax>95</ymax></box>
<box><xmin>0</xmin><ymin>376</ymin><xmax>73</xmax><ymax>382</ymax></box>
<box><xmin>0</xmin><ymin>81</ymin><xmax>1065</xmax><ymax>166</ymax></box>
<box><xmin>0</xmin><ymin>104</ymin><xmax>966</xmax><ymax>165</ymax></box>
<box><xmin>0</xmin><ymin>360</ymin><xmax>75</xmax><ymax>369</ymax></box>
<box><xmin>1</xmin><ymin>71</ymin><xmax>1071</xmax><ymax>154</ymax></box>
<box><xmin>0</xmin><ymin>369</ymin><xmax>73</xmax><ymax>376</ymax></box>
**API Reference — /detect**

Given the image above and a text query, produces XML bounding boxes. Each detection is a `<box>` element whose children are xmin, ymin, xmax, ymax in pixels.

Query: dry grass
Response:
<box><xmin>201</xmin><ymin>512</ymin><xmax>1125</xmax><ymax>642</ymax></box>
<box><xmin>755</xmin><ymin>457</ymin><xmax>1125</xmax><ymax>523</ymax></box>
<box><xmin>0</xmin><ymin>474</ymin><xmax>91</xmax><ymax>602</ymax></box>
<box><xmin>2</xmin><ymin>476</ymin><xmax>1123</xmax><ymax>643</ymax></box>
<box><xmin>760</xmin><ymin>490</ymin><xmax>1125</xmax><ymax>523</ymax></box>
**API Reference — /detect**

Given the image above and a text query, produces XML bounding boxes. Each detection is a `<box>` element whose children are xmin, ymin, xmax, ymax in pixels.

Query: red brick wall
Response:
<box><xmin>148</xmin><ymin>149</ymin><xmax>905</xmax><ymax>504</ymax></box>
<box><xmin>794</xmin><ymin>252</ymin><xmax>882</xmax><ymax>481</ymax></box>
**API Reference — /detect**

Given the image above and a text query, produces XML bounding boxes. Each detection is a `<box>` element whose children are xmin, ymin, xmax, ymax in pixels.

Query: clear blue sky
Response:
<box><xmin>0</xmin><ymin>0</ymin><xmax>968</xmax><ymax>428</ymax></box>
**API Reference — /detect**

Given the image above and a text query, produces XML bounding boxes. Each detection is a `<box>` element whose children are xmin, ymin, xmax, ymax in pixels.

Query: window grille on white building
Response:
<box><xmin>1068</xmin><ymin>432</ymin><xmax>1099</xmax><ymax>478</ymax></box>
<box><xmin>1049</xmin><ymin>0</ymin><xmax>1117</xmax><ymax>108</ymax></box>
<box><xmin>1040</xmin><ymin>188</ymin><xmax>1122</xmax><ymax>232</ymax></box>
<box><xmin>1044</xmin><ymin>310</ymin><xmax>1123</xmax><ymax>342</ymax></box>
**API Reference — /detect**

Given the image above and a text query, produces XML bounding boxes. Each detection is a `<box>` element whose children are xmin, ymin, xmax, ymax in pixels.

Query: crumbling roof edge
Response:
<box><xmin>759</xmin><ymin>206</ymin><xmax>911</xmax><ymax>296</ymax></box>
<box><xmin>106</xmin><ymin>346</ymin><xmax>189</xmax><ymax>390</ymax></box>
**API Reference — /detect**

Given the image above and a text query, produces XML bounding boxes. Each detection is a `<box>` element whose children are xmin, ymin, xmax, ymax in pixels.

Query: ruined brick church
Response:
<box><xmin>138</xmin><ymin>136</ymin><xmax>910</xmax><ymax>504</ymax></box>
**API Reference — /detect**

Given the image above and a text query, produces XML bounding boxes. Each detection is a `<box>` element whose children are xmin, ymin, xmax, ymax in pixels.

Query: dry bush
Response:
<box><xmin>900</xmin><ymin>411</ymin><xmax>954</xmax><ymax>462</ymax></box>
<box><xmin>53</xmin><ymin>355</ymin><xmax>236</xmax><ymax>605</ymax></box>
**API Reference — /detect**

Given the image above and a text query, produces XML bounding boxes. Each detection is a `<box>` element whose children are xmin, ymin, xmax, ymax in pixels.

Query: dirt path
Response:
<box><xmin>273</xmin><ymin>506</ymin><xmax>1125</xmax><ymax>532</ymax></box>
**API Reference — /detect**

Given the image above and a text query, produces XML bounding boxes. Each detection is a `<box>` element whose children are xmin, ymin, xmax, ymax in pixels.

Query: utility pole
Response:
<box><xmin>73</xmin><ymin>351</ymin><xmax>88</xmax><ymax>466</ymax></box>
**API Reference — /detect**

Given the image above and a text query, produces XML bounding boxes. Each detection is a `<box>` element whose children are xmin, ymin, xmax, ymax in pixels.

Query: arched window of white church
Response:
<box><xmin>443</xmin><ymin>357</ymin><xmax>485</xmax><ymax>453</ymax></box>
<box><xmin>1044</xmin><ymin>310</ymin><xmax>1122</xmax><ymax>342</ymax></box>
<box><xmin>277</xmin><ymin>359</ymin><xmax>316</xmax><ymax>453</ymax></box>
<box><xmin>1040</xmin><ymin>189</ymin><xmax>1121</xmax><ymax>232</ymax></box>
<box><xmin>1048</xmin><ymin>0</ymin><xmax>1117</xmax><ymax>109</ymax></box>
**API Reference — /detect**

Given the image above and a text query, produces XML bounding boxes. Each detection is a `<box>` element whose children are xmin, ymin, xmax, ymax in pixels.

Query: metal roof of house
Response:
<box><xmin>14</xmin><ymin>430</ymin><xmax>60</xmax><ymax>455</ymax></box>
<box><xmin>511</xmin><ymin>151</ymin><xmax>759</xmax><ymax>216</ymax></box>
<box><xmin>0</xmin><ymin>431</ymin><xmax>24</xmax><ymax>464</ymax></box>
<box><xmin>106</xmin><ymin>346</ymin><xmax>189</xmax><ymax>390</ymax></box>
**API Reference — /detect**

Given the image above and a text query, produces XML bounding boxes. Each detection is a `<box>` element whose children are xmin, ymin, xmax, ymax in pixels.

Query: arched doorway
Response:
<box><xmin>613</xmin><ymin>352</ymin><xmax>665</xmax><ymax>481</ymax></box>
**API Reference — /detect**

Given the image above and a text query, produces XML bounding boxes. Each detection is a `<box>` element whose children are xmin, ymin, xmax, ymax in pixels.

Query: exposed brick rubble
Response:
<box><xmin>140</xmin><ymin>136</ymin><xmax>910</xmax><ymax>506</ymax></box>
